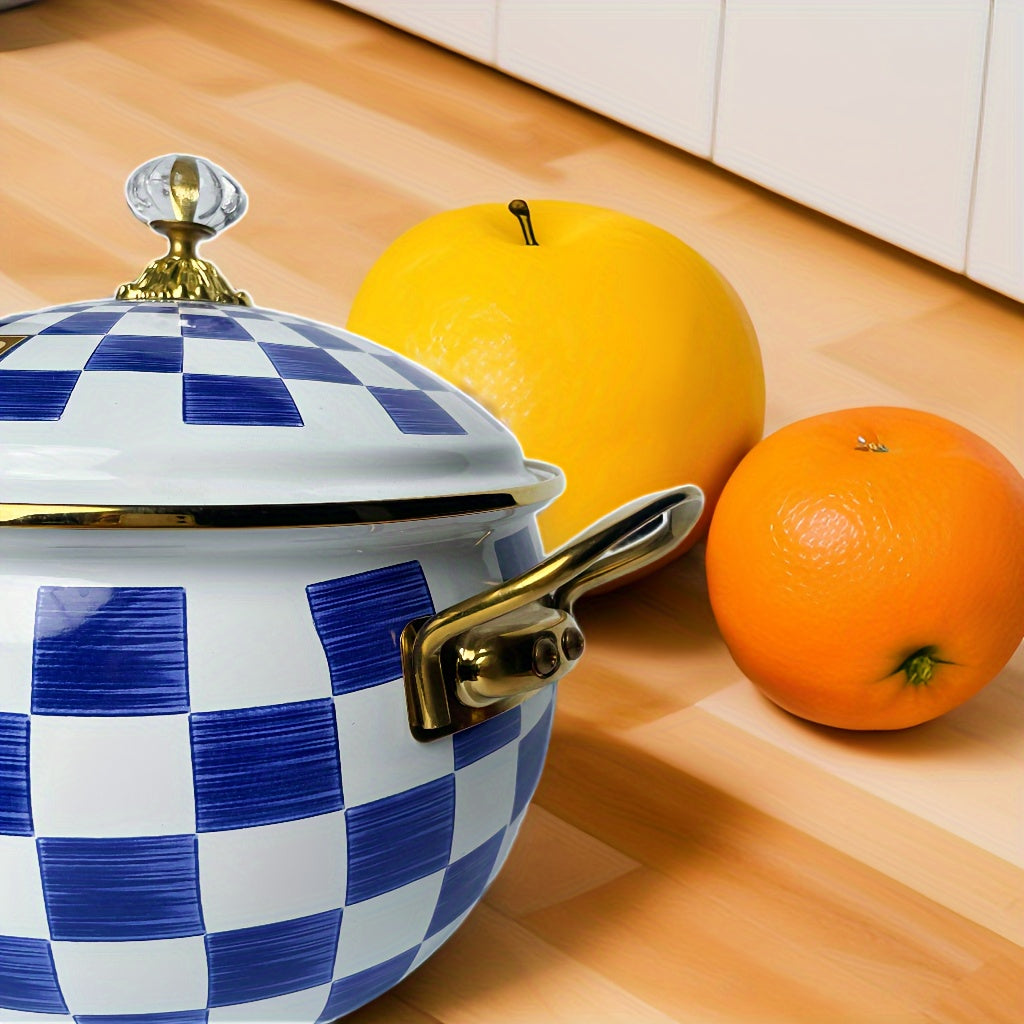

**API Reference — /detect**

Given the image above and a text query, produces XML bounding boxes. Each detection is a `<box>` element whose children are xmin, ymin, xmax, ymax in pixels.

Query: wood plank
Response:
<box><xmin>698</xmin><ymin>677</ymin><xmax>1024</xmax><ymax>866</ymax></box>
<box><xmin>631</xmin><ymin>702</ymin><xmax>1024</xmax><ymax>944</ymax></box>
<box><xmin>2</xmin><ymin>2</ymin><xmax>1021</xmax><ymax>1020</ymax></box>
<box><xmin>394</xmin><ymin>902</ymin><xmax>684</xmax><ymax>1024</ymax></box>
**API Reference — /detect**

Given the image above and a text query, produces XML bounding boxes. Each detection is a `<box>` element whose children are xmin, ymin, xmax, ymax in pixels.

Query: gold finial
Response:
<box><xmin>117</xmin><ymin>154</ymin><xmax>251</xmax><ymax>305</ymax></box>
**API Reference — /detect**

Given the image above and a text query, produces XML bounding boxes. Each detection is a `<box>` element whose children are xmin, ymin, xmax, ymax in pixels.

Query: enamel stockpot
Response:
<box><xmin>0</xmin><ymin>156</ymin><xmax>703</xmax><ymax>1021</ymax></box>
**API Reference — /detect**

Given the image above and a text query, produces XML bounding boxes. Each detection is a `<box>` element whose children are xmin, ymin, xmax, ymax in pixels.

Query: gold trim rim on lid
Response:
<box><xmin>0</xmin><ymin>461</ymin><xmax>563</xmax><ymax>528</ymax></box>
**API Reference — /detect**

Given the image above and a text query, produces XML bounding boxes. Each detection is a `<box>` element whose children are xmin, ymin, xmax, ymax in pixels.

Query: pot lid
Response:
<box><xmin>0</xmin><ymin>155</ymin><xmax>559</xmax><ymax>520</ymax></box>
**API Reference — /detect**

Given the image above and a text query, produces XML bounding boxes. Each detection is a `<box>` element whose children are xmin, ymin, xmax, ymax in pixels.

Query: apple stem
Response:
<box><xmin>508</xmin><ymin>200</ymin><xmax>539</xmax><ymax>246</ymax></box>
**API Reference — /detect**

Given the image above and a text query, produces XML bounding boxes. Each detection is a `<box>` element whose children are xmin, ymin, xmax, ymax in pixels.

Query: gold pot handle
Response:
<box><xmin>401</xmin><ymin>484</ymin><xmax>704</xmax><ymax>740</ymax></box>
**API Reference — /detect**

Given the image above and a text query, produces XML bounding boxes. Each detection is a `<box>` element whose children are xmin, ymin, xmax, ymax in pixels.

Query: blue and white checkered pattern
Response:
<box><xmin>0</xmin><ymin>523</ymin><xmax>553</xmax><ymax>1021</ymax></box>
<box><xmin>0</xmin><ymin>302</ymin><xmax>465</xmax><ymax>433</ymax></box>
<box><xmin>0</xmin><ymin>299</ymin><xmax>531</xmax><ymax>507</ymax></box>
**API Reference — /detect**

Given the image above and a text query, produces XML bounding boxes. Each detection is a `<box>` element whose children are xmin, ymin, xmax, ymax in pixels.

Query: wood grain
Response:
<box><xmin>2</xmin><ymin>1</ymin><xmax>1021</xmax><ymax>1020</ymax></box>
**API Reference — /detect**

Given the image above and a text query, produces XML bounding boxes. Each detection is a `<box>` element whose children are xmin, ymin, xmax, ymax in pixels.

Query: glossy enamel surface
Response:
<box><xmin>0</xmin><ymin>514</ymin><xmax>556</xmax><ymax>1019</ymax></box>
<box><xmin>0</xmin><ymin>300</ymin><xmax>545</xmax><ymax>507</ymax></box>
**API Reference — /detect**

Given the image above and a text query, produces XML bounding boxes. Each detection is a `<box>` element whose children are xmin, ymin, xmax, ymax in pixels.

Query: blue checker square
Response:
<box><xmin>513</xmin><ymin>699</ymin><xmax>556</xmax><ymax>820</ymax></box>
<box><xmin>190</xmin><ymin>697</ymin><xmax>343</xmax><ymax>832</ymax></box>
<box><xmin>494</xmin><ymin>528</ymin><xmax>543</xmax><ymax>582</ymax></box>
<box><xmin>0</xmin><ymin>369</ymin><xmax>80</xmax><ymax>421</ymax></box>
<box><xmin>369</xmin><ymin>386</ymin><xmax>467</xmax><ymax>436</ymax></box>
<box><xmin>180</xmin><ymin>313</ymin><xmax>253</xmax><ymax>340</ymax></box>
<box><xmin>286</xmin><ymin>322</ymin><xmax>359</xmax><ymax>351</ymax></box>
<box><xmin>453</xmin><ymin>705</ymin><xmax>522</xmax><ymax>770</ymax></box>
<box><xmin>0</xmin><ymin>712</ymin><xmax>33</xmax><ymax>836</ymax></box>
<box><xmin>427</xmin><ymin>829</ymin><xmax>505</xmax><ymax>939</ymax></box>
<box><xmin>317</xmin><ymin>947</ymin><xmax>419</xmax><ymax>1023</ymax></box>
<box><xmin>182</xmin><ymin>373</ymin><xmax>303</xmax><ymax>426</ymax></box>
<box><xmin>0</xmin><ymin>934</ymin><xmax>68</xmax><ymax>1013</ymax></box>
<box><xmin>37</xmin><ymin>834</ymin><xmax>203</xmax><ymax>941</ymax></box>
<box><xmin>38</xmin><ymin>311</ymin><xmax>125</xmax><ymax>335</ymax></box>
<box><xmin>346</xmin><ymin>775</ymin><xmax>455</xmax><ymax>904</ymax></box>
<box><xmin>31</xmin><ymin>586</ymin><xmax>189</xmax><ymax>717</ymax></box>
<box><xmin>307</xmin><ymin>561</ymin><xmax>435</xmax><ymax>695</ymax></box>
<box><xmin>85</xmin><ymin>334</ymin><xmax>184</xmax><ymax>373</ymax></box>
<box><xmin>258</xmin><ymin>342</ymin><xmax>360</xmax><ymax>384</ymax></box>
<box><xmin>205</xmin><ymin>908</ymin><xmax>342</xmax><ymax>1007</ymax></box>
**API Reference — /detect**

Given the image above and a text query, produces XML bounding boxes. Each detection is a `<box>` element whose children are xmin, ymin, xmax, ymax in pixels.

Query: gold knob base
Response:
<box><xmin>116</xmin><ymin>254</ymin><xmax>251</xmax><ymax>305</ymax></box>
<box><xmin>116</xmin><ymin>220</ymin><xmax>250</xmax><ymax>305</ymax></box>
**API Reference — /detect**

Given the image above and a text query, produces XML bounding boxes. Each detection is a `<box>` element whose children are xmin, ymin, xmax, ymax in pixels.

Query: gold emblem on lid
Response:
<box><xmin>117</xmin><ymin>154</ymin><xmax>251</xmax><ymax>305</ymax></box>
<box><xmin>0</xmin><ymin>335</ymin><xmax>29</xmax><ymax>359</ymax></box>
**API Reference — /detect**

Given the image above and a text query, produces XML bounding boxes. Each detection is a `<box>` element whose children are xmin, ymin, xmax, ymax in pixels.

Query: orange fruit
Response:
<box><xmin>705</xmin><ymin>406</ymin><xmax>1024</xmax><ymax>730</ymax></box>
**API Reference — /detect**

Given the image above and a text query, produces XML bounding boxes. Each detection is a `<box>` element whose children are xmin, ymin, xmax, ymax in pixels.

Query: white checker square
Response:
<box><xmin>59</xmin><ymin>370</ymin><xmax>182</xmax><ymax>435</ymax></box>
<box><xmin>520</xmin><ymin>686</ymin><xmax>556</xmax><ymax>735</ymax></box>
<box><xmin>30</xmin><ymin>714</ymin><xmax>195</xmax><ymax>837</ymax></box>
<box><xmin>282</xmin><ymin>379</ymin><xmax>396</xmax><ymax>437</ymax></box>
<box><xmin>330</xmin><ymin>352</ymin><xmax>419</xmax><ymax>389</ymax></box>
<box><xmin>49</xmin><ymin>936</ymin><xmax>208</xmax><ymax>1013</ymax></box>
<box><xmin>0</xmin><ymin>835</ymin><xmax>49</xmax><ymax>938</ymax></box>
<box><xmin>0</xmin><ymin>335</ymin><xmax>100</xmax><ymax>371</ymax></box>
<box><xmin>106</xmin><ymin>312</ymin><xmax>183</xmax><ymax>337</ymax></box>
<box><xmin>0</xmin><ymin>580</ymin><xmax>37</xmax><ymax>714</ymax></box>
<box><xmin>182</xmin><ymin>336</ymin><xmax>277</xmax><ymax>377</ymax></box>
<box><xmin>450</xmin><ymin>744</ymin><xmax>518</xmax><ymax>861</ymax></box>
<box><xmin>334</xmin><ymin>679</ymin><xmax>454</xmax><ymax>807</ymax></box>
<box><xmin>0</xmin><ymin>1013</ymin><xmax>73</xmax><ymax>1023</ymax></box>
<box><xmin>341</xmin><ymin>324</ymin><xmax>379</xmax><ymax>349</ymax></box>
<box><xmin>234</xmin><ymin>318</ymin><xmax>318</xmax><ymax>346</ymax></box>
<box><xmin>0</xmin><ymin>310</ymin><xmax>72</xmax><ymax>333</ymax></box>
<box><xmin>198</xmin><ymin>811</ymin><xmax>347</xmax><ymax>933</ymax></box>
<box><xmin>207</xmin><ymin>983</ymin><xmax>332</xmax><ymax>1022</ymax></box>
<box><xmin>185</xmin><ymin>580</ymin><xmax>333</xmax><ymax>712</ymax></box>
<box><xmin>333</xmin><ymin>869</ymin><xmax>444</xmax><ymax>978</ymax></box>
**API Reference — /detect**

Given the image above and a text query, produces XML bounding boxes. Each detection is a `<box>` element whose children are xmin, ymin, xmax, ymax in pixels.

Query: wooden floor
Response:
<box><xmin>2</xmin><ymin>1</ymin><xmax>1022</xmax><ymax>1021</ymax></box>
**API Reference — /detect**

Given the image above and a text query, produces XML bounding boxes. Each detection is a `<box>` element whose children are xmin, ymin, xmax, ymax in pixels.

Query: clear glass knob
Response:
<box><xmin>124</xmin><ymin>154</ymin><xmax>247</xmax><ymax>235</ymax></box>
<box><xmin>117</xmin><ymin>154</ymin><xmax>251</xmax><ymax>304</ymax></box>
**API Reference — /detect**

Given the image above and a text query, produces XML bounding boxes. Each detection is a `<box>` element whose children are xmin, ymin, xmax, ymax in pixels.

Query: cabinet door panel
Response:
<box><xmin>967</xmin><ymin>0</ymin><xmax>1024</xmax><ymax>301</ymax></box>
<box><xmin>496</xmin><ymin>0</ymin><xmax>722</xmax><ymax>157</ymax></box>
<box><xmin>715</xmin><ymin>0</ymin><xmax>989</xmax><ymax>270</ymax></box>
<box><xmin>342</xmin><ymin>1</ymin><xmax>497</xmax><ymax>64</ymax></box>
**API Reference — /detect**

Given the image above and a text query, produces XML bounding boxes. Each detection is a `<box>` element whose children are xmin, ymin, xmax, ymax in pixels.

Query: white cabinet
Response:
<box><xmin>967</xmin><ymin>0</ymin><xmax>1024</xmax><ymax>302</ymax></box>
<box><xmin>713</xmin><ymin>1</ymin><xmax>990</xmax><ymax>271</ymax></box>
<box><xmin>336</xmin><ymin>1</ymin><xmax>1022</xmax><ymax>299</ymax></box>
<box><xmin>495</xmin><ymin>0</ymin><xmax>722</xmax><ymax>157</ymax></box>
<box><xmin>341</xmin><ymin>1</ymin><xmax>497</xmax><ymax>64</ymax></box>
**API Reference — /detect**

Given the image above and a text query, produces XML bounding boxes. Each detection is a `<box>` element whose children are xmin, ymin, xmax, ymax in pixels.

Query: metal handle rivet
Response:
<box><xmin>561</xmin><ymin>627</ymin><xmax>585</xmax><ymax>661</ymax></box>
<box><xmin>532</xmin><ymin>634</ymin><xmax>561</xmax><ymax>679</ymax></box>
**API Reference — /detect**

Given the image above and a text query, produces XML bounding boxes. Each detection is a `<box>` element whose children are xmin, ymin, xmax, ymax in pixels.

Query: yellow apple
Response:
<box><xmin>347</xmin><ymin>199</ymin><xmax>765</xmax><ymax>556</ymax></box>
